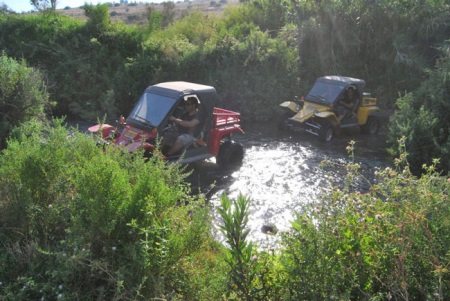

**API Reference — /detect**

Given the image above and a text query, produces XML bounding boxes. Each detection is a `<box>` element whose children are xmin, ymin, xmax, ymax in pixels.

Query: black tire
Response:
<box><xmin>361</xmin><ymin>116</ymin><xmax>380</xmax><ymax>135</ymax></box>
<box><xmin>216</xmin><ymin>142</ymin><xmax>244</xmax><ymax>165</ymax></box>
<box><xmin>318</xmin><ymin>120</ymin><xmax>334</xmax><ymax>142</ymax></box>
<box><xmin>277</xmin><ymin>111</ymin><xmax>295</xmax><ymax>131</ymax></box>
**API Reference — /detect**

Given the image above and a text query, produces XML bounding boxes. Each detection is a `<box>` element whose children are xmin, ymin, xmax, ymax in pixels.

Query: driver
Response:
<box><xmin>165</xmin><ymin>97</ymin><xmax>202</xmax><ymax>156</ymax></box>
<box><xmin>336</xmin><ymin>85</ymin><xmax>358</xmax><ymax>122</ymax></box>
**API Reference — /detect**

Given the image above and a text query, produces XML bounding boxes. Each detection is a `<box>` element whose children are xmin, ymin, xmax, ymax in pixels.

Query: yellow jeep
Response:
<box><xmin>278</xmin><ymin>76</ymin><xmax>380</xmax><ymax>142</ymax></box>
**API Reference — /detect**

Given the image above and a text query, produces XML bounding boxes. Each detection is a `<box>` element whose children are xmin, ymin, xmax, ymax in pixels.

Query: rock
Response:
<box><xmin>261</xmin><ymin>224</ymin><xmax>277</xmax><ymax>234</ymax></box>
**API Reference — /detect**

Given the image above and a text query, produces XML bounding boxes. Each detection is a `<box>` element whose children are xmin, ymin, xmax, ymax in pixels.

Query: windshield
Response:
<box><xmin>305</xmin><ymin>81</ymin><xmax>346</xmax><ymax>105</ymax></box>
<box><xmin>128</xmin><ymin>92</ymin><xmax>177</xmax><ymax>127</ymax></box>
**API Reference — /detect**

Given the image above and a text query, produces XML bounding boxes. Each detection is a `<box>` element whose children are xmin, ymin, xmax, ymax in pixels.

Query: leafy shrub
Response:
<box><xmin>280</xmin><ymin>143</ymin><xmax>450</xmax><ymax>300</ymax></box>
<box><xmin>1</xmin><ymin>0</ymin><xmax>449</xmax><ymax>123</ymax></box>
<box><xmin>0</xmin><ymin>54</ymin><xmax>51</xmax><ymax>149</ymax></box>
<box><xmin>146</xmin><ymin>6</ymin><xmax>162</xmax><ymax>32</ymax></box>
<box><xmin>83</xmin><ymin>3</ymin><xmax>111</xmax><ymax>35</ymax></box>
<box><xmin>218</xmin><ymin>194</ymin><xmax>284</xmax><ymax>300</ymax></box>
<box><xmin>148</xmin><ymin>11</ymin><xmax>299</xmax><ymax>120</ymax></box>
<box><xmin>0</xmin><ymin>118</ymin><xmax>224</xmax><ymax>300</ymax></box>
<box><xmin>388</xmin><ymin>49</ymin><xmax>450</xmax><ymax>175</ymax></box>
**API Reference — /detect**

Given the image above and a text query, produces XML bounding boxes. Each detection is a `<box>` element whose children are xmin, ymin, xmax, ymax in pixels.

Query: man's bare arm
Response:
<box><xmin>171</xmin><ymin>117</ymin><xmax>200</xmax><ymax>128</ymax></box>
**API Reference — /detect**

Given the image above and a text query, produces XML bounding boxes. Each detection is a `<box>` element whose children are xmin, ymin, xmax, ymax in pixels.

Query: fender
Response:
<box><xmin>357</xmin><ymin>106</ymin><xmax>380</xmax><ymax>125</ymax></box>
<box><xmin>125</xmin><ymin>141</ymin><xmax>156</xmax><ymax>153</ymax></box>
<box><xmin>88</xmin><ymin>124</ymin><xmax>117</xmax><ymax>140</ymax></box>
<box><xmin>279</xmin><ymin>101</ymin><xmax>301</xmax><ymax>113</ymax></box>
<box><xmin>314</xmin><ymin>111</ymin><xmax>339</xmax><ymax>127</ymax></box>
<box><xmin>208</xmin><ymin>125</ymin><xmax>244</xmax><ymax>157</ymax></box>
<box><xmin>290</xmin><ymin>102</ymin><xmax>329</xmax><ymax>123</ymax></box>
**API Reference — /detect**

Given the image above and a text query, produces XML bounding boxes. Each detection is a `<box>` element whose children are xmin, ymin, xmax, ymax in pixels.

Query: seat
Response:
<box><xmin>192</xmin><ymin>105</ymin><xmax>208</xmax><ymax>147</ymax></box>
<box><xmin>351</xmin><ymin>97</ymin><xmax>360</xmax><ymax>114</ymax></box>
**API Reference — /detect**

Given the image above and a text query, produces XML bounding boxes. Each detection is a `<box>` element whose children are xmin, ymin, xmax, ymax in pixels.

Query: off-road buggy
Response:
<box><xmin>89</xmin><ymin>81</ymin><xmax>244</xmax><ymax>165</ymax></box>
<box><xmin>277</xmin><ymin>76</ymin><xmax>380</xmax><ymax>142</ymax></box>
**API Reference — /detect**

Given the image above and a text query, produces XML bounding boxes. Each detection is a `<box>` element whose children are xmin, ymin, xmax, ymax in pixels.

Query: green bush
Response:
<box><xmin>1</xmin><ymin>0</ymin><xmax>449</xmax><ymax>122</ymax></box>
<box><xmin>217</xmin><ymin>194</ymin><xmax>285</xmax><ymax>300</ymax></box>
<box><xmin>0</xmin><ymin>11</ymin><xmax>152</xmax><ymax>120</ymax></box>
<box><xmin>0</xmin><ymin>54</ymin><xmax>51</xmax><ymax>149</ymax></box>
<box><xmin>147</xmin><ymin>11</ymin><xmax>299</xmax><ymax>120</ymax></box>
<box><xmin>280</xmin><ymin>143</ymin><xmax>450</xmax><ymax>300</ymax></box>
<box><xmin>0</xmin><ymin>118</ymin><xmax>224</xmax><ymax>300</ymax></box>
<box><xmin>388</xmin><ymin>49</ymin><xmax>450</xmax><ymax>175</ymax></box>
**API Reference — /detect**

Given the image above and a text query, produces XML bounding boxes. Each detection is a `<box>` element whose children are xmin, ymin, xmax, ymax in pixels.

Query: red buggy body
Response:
<box><xmin>89</xmin><ymin>82</ymin><xmax>244</xmax><ymax>165</ymax></box>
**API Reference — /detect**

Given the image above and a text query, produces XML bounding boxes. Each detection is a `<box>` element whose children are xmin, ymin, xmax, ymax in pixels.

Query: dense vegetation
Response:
<box><xmin>0</xmin><ymin>0</ymin><xmax>449</xmax><ymax>299</ymax></box>
<box><xmin>1</xmin><ymin>0</ymin><xmax>449</xmax><ymax>172</ymax></box>
<box><xmin>1</xmin><ymin>120</ymin><xmax>449</xmax><ymax>300</ymax></box>
<box><xmin>0</xmin><ymin>119</ymin><xmax>228</xmax><ymax>300</ymax></box>
<box><xmin>3</xmin><ymin>0</ymin><xmax>448</xmax><ymax>114</ymax></box>
<box><xmin>0</xmin><ymin>54</ymin><xmax>50</xmax><ymax>148</ymax></box>
<box><xmin>280</xmin><ymin>147</ymin><xmax>450</xmax><ymax>300</ymax></box>
<box><xmin>387</xmin><ymin>51</ymin><xmax>450</xmax><ymax>175</ymax></box>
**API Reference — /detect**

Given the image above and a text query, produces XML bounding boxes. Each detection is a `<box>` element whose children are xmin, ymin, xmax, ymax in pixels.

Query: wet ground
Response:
<box><xmin>72</xmin><ymin>118</ymin><xmax>393</xmax><ymax>249</ymax></box>
<box><xmin>185</xmin><ymin>121</ymin><xmax>393</xmax><ymax>249</ymax></box>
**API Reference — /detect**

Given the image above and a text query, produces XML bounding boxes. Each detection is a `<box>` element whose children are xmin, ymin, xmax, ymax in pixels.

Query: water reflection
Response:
<box><xmin>187</xmin><ymin>122</ymin><xmax>393</xmax><ymax>249</ymax></box>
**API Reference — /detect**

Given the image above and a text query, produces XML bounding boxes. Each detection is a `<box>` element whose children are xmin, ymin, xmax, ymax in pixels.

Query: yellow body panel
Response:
<box><xmin>280</xmin><ymin>101</ymin><xmax>301</xmax><ymax>113</ymax></box>
<box><xmin>315</xmin><ymin>111</ymin><xmax>334</xmax><ymax>118</ymax></box>
<box><xmin>282</xmin><ymin>97</ymin><xmax>378</xmax><ymax>126</ymax></box>
<box><xmin>357</xmin><ymin>96</ymin><xmax>379</xmax><ymax>124</ymax></box>
<box><xmin>360</xmin><ymin>97</ymin><xmax>377</xmax><ymax>107</ymax></box>
<box><xmin>357</xmin><ymin>106</ymin><xmax>380</xmax><ymax>125</ymax></box>
<box><xmin>315</xmin><ymin>111</ymin><xmax>339</xmax><ymax>126</ymax></box>
<box><xmin>289</xmin><ymin>101</ymin><xmax>329</xmax><ymax>123</ymax></box>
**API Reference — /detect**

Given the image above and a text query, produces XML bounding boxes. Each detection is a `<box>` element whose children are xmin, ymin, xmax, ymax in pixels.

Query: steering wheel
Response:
<box><xmin>161</xmin><ymin>119</ymin><xmax>177</xmax><ymax>134</ymax></box>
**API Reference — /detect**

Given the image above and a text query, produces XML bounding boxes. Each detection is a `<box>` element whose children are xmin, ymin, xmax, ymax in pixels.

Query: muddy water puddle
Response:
<box><xmin>186</xmin><ymin>122</ymin><xmax>392</xmax><ymax>249</ymax></box>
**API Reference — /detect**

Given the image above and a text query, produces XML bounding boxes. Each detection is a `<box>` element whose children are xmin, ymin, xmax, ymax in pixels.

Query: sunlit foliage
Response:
<box><xmin>0</xmin><ymin>54</ymin><xmax>51</xmax><ymax>149</ymax></box>
<box><xmin>1</xmin><ymin>0</ymin><xmax>448</xmax><ymax>124</ymax></box>
<box><xmin>388</xmin><ymin>47</ymin><xmax>450</xmax><ymax>175</ymax></box>
<box><xmin>280</xmin><ymin>142</ymin><xmax>450</xmax><ymax>299</ymax></box>
<box><xmin>0</xmin><ymin>119</ymin><xmax>225</xmax><ymax>300</ymax></box>
<box><xmin>0</xmin><ymin>2</ymin><xmax>449</xmax><ymax>296</ymax></box>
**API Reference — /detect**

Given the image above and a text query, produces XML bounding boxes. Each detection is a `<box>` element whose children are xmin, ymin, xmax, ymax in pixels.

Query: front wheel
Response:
<box><xmin>361</xmin><ymin>116</ymin><xmax>380</xmax><ymax>135</ymax></box>
<box><xmin>216</xmin><ymin>141</ymin><xmax>244</xmax><ymax>166</ymax></box>
<box><xmin>277</xmin><ymin>111</ymin><xmax>295</xmax><ymax>131</ymax></box>
<box><xmin>318</xmin><ymin>121</ymin><xmax>334</xmax><ymax>142</ymax></box>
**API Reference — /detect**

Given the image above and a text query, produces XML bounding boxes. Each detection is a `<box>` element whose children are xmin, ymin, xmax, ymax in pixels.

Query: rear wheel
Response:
<box><xmin>216</xmin><ymin>141</ymin><xmax>244</xmax><ymax>165</ymax></box>
<box><xmin>318</xmin><ymin>121</ymin><xmax>334</xmax><ymax>142</ymax></box>
<box><xmin>361</xmin><ymin>116</ymin><xmax>380</xmax><ymax>135</ymax></box>
<box><xmin>277</xmin><ymin>111</ymin><xmax>295</xmax><ymax>131</ymax></box>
